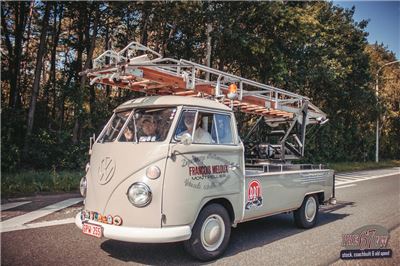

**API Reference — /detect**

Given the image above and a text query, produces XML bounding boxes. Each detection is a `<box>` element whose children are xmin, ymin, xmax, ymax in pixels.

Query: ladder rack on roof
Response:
<box><xmin>81</xmin><ymin>41</ymin><xmax>329</xmax><ymax>162</ymax></box>
<box><xmin>81</xmin><ymin>41</ymin><xmax>327</xmax><ymax>125</ymax></box>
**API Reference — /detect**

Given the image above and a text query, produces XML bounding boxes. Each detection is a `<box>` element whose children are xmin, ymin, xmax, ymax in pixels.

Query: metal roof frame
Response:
<box><xmin>81</xmin><ymin>41</ymin><xmax>327</xmax><ymax>125</ymax></box>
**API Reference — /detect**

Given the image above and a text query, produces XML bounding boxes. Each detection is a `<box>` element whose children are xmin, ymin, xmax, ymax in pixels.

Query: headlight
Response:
<box><xmin>127</xmin><ymin>182</ymin><xmax>152</xmax><ymax>207</ymax></box>
<box><xmin>80</xmin><ymin>177</ymin><xmax>87</xmax><ymax>197</ymax></box>
<box><xmin>146</xmin><ymin>165</ymin><xmax>161</xmax><ymax>179</ymax></box>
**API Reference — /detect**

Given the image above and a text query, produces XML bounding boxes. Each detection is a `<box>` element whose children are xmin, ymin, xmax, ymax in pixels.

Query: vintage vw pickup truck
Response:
<box><xmin>75</xmin><ymin>42</ymin><xmax>335</xmax><ymax>261</ymax></box>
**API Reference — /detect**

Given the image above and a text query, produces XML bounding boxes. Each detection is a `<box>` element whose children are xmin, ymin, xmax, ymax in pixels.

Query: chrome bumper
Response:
<box><xmin>75</xmin><ymin>212</ymin><xmax>191</xmax><ymax>243</ymax></box>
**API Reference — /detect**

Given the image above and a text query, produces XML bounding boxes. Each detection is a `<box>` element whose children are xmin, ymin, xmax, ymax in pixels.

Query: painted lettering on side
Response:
<box><xmin>189</xmin><ymin>165</ymin><xmax>228</xmax><ymax>176</ymax></box>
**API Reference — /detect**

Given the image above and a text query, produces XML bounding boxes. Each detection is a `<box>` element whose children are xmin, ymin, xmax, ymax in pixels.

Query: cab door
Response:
<box><xmin>162</xmin><ymin>109</ymin><xmax>244</xmax><ymax>227</ymax></box>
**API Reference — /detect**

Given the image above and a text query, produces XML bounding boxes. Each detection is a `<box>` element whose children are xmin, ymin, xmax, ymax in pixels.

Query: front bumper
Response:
<box><xmin>75</xmin><ymin>212</ymin><xmax>191</xmax><ymax>243</ymax></box>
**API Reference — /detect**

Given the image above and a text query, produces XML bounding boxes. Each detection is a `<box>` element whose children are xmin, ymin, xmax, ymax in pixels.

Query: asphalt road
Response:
<box><xmin>1</xmin><ymin>168</ymin><xmax>399</xmax><ymax>265</ymax></box>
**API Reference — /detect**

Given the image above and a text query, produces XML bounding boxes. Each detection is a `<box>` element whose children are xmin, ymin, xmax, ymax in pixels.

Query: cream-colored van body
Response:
<box><xmin>75</xmin><ymin>95</ymin><xmax>334</xmax><ymax>260</ymax></box>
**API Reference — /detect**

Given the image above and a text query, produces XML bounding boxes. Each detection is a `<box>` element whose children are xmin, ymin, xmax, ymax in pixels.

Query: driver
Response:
<box><xmin>181</xmin><ymin>112</ymin><xmax>213</xmax><ymax>143</ymax></box>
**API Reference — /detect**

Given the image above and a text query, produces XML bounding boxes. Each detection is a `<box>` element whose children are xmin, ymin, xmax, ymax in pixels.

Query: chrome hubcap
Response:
<box><xmin>200</xmin><ymin>214</ymin><xmax>225</xmax><ymax>251</ymax></box>
<box><xmin>305</xmin><ymin>197</ymin><xmax>317</xmax><ymax>222</ymax></box>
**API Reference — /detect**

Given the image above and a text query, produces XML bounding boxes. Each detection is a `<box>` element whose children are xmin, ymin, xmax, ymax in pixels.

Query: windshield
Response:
<box><xmin>98</xmin><ymin>107</ymin><xmax>177</xmax><ymax>143</ymax></box>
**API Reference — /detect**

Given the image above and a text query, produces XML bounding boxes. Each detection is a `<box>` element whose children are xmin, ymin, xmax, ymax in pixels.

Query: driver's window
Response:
<box><xmin>195</xmin><ymin>112</ymin><xmax>214</xmax><ymax>144</ymax></box>
<box><xmin>175</xmin><ymin>110</ymin><xmax>214</xmax><ymax>144</ymax></box>
<box><xmin>175</xmin><ymin>110</ymin><xmax>196</xmax><ymax>140</ymax></box>
<box><xmin>212</xmin><ymin>114</ymin><xmax>233</xmax><ymax>144</ymax></box>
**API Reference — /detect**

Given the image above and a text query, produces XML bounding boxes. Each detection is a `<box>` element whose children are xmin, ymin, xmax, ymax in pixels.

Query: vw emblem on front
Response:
<box><xmin>98</xmin><ymin>157</ymin><xmax>116</xmax><ymax>185</ymax></box>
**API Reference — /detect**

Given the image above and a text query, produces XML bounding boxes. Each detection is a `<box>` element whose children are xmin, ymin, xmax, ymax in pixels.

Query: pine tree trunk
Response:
<box><xmin>73</xmin><ymin>4</ymin><xmax>99</xmax><ymax>143</ymax></box>
<box><xmin>140</xmin><ymin>2</ymin><xmax>151</xmax><ymax>46</ymax></box>
<box><xmin>72</xmin><ymin>6</ymin><xmax>85</xmax><ymax>144</ymax></box>
<box><xmin>21</xmin><ymin>1</ymin><xmax>35</xmax><ymax>106</ymax></box>
<box><xmin>23</xmin><ymin>2</ymin><xmax>51</xmax><ymax>156</ymax></box>
<box><xmin>51</xmin><ymin>4</ymin><xmax>63</xmax><ymax>120</ymax></box>
<box><xmin>205</xmin><ymin>23</ymin><xmax>212</xmax><ymax>81</ymax></box>
<box><xmin>105</xmin><ymin>24</ymin><xmax>111</xmax><ymax>96</ymax></box>
<box><xmin>2</xmin><ymin>2</ymin><xmax>29</xmax><ymax>109</ymax></box>
<box><xmin>85</xmin><ymin>7</ymin><xmax>100</xmax><ymax>121</ymax></box>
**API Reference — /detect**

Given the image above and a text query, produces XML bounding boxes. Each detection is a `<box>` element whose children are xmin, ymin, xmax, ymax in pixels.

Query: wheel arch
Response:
<box><xmin>304</xmin><ymin>191</ymin><xmax>324</xmax><ymax>205</ymax></box>
<box><xmin>294</xmin><ymin>191</ymin><xmax>321</xmax><ymax>229</ymax></box>
<box><xmin>191</xmin><ymin>197</ymin><xmax>235</xmax><ymax>228</ymax></box>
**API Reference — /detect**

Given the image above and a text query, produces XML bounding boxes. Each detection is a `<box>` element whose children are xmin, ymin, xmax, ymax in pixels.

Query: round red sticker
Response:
<box><xmin>248</xmin><ymin>180</ymin><xmax>262</xmax><ymax>201</ymax></box>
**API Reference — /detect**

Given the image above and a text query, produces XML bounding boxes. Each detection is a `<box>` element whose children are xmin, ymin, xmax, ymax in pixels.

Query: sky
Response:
<box><xmin>333</xmin><ymin>1</ymin><xmax>400</xmax><ymax>59</ymax></box>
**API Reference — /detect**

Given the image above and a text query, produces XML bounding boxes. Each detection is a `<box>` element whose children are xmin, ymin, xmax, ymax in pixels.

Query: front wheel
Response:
<box><xmin>184</xmin><ymin>204</ymin><xmax>231</xmax><ymax>261</ymax></box>
<box><xmin>293</xmin><ymin>194</ymin><xmax>319</xmax><ymax>229</ymax></box>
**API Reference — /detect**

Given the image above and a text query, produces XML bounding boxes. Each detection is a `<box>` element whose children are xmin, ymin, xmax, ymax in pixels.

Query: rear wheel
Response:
<box><xmin>184</xmin><ymin>204</ymin><xmax>231</xmax><ymax>261</ymax></box>
<box><xmin>293</xmin><ymin>194</ymin><xmax>319</xmax><ymax>229</ymax></box>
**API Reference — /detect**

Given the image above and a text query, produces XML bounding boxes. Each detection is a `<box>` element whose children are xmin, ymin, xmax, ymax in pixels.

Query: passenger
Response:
<box><xmin>181</xmin><ymin>112</ymin><xmax>213</xmax><ymax>143</ymax></box>
<box><xmin>121</xmin><ymin>126</ymin><xmax>134</xmax><ymax>142</ymax></box>
<box><xmin>157</xmin><ymin>109</ymin><xmax>173</xmax><ymax>140</ymax></box>
<box><xmin>140</xmin><ymin>117</ymin><xmax>159</xmax><ymax>141</ymax></box>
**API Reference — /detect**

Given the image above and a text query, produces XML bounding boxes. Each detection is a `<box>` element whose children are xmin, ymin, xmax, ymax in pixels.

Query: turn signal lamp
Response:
<box><xmin>227</xmin><ymin>83</ymin><xmax>238</xmax><ymax>100</ymax></box>
<box><xmin>146</xmin><ymin>165</ymin><xmax>161</xmax><ymax>179</ymax></box>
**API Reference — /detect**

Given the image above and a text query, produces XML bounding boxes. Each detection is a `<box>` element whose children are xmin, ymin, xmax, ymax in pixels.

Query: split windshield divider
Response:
<box><xmin>115</xmin><ymin>109</ymin><xmax>137</xmax><ymax>143</ymax></box>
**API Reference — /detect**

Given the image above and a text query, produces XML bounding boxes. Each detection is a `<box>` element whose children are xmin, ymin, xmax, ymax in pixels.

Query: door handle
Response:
<box><xmin>229</xmin><ymin>163</ymin><xmax>240</xmax><ymax>170</ymax></box>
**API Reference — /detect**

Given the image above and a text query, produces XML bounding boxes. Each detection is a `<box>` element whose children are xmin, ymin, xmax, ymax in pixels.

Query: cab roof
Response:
<box><xmin>115</xmin><ymin>95</ymin><xmax>232</xmax><ymax>112</ymax></box>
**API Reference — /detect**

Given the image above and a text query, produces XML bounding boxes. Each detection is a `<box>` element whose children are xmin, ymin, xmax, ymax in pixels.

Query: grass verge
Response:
<box><xmin>1</xmin><ymin>169</ymin><xmax>84</xmax><ymax>198</ymax></box>
<box><xmin>2</xmin><ymin>160</ymin><xmax>399</xmax><ymax>198</ymax></box>
<box><xmin>327</xmin><ymin>160</ymin><xmax>400</xmax><ymax>173</ymax></box>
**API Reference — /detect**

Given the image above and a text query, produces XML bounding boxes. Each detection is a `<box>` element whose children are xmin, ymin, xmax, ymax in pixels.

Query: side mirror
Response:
<box><xmin>180</xmin><ymin>133</ymin><xmax>193</xmax><ymax>145</ymax></box>
<box><xmin>89</xmin><ymin>133</ymin><xmax>96</xmax><ymax>155</ymax></box>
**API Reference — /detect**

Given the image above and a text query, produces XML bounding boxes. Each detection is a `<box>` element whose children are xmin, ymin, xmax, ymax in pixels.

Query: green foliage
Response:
<box><xmin>365</xmin><ymin>44</ymin><xmax>400</xmax><ymax>160</ymax></box>
<box><xmin>1</xmin><ymin>111</ymin><xmax>89</xmax><ymax>171</ymax></box>
<box><xmin>1</xmin><ymin>108</ymin><xmax>26</xmax><ymax>171</ymax></box>
<box><xmin>1</xmin><ymin>169</ymin><xmax>83</xmax><ymax>197</ymax></box>
<box><xmin>1</xmin><ymin>1</ymin><xmax>399</xmax><ymax>176</ymax></box>
<box><xmin>24</xmin><ymin>129</ymin><xmax>88</xmax><ymax>169</ymax></box>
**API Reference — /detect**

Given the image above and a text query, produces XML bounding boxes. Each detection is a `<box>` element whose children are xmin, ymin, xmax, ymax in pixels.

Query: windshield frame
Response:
<box><xmin>97</xmin><ymin>110</ymin><xmax>133</xmax><ymax>143</ymax></box>
<box><xmin>96</xmin><ymin>113</ymin><xmax>115</xmax><ymax>143</ymax></box>
<box><xmin>97</xmin><ymin>106</ymin><xmax>179</xmax><ymax>144</ymax></box>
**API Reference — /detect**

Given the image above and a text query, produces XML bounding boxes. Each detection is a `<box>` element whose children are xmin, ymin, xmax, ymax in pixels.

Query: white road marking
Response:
<box><xmin>336</xmin><ymin>177</ymin><xmax>361</xmax><ymax>181</ymax></box>
<box><xmin>337</xmin><ymin>173</ymin><xmax>369</xmax><ymax>177</ymax></box>
<box><xmin>336</xmin><ymin>175</ymin><xmax>366</xmax><ymax>179</ymax></box>
<box><xmin>336</xmin><ymin>184</ymin><xmax>356</xmax><ymax>189</ymax></box>
<box><xmin>0</xmin><ymin>218</ymin><xmax>76</xmax><ymax>233</ymax></box>
<box><xmin>1</xmin><ymin>201</ymin><xmax>32</xmax><ymax>211</ymax></box>
<box><xmin>335</xmin><ymin>172</ymin><xmax>399</xmax><ymax>186</ymax></box>
<box><xmin>0</xmin><ymin>198</ymin><xmax>82</xmax><ymax>233</ymax></box>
